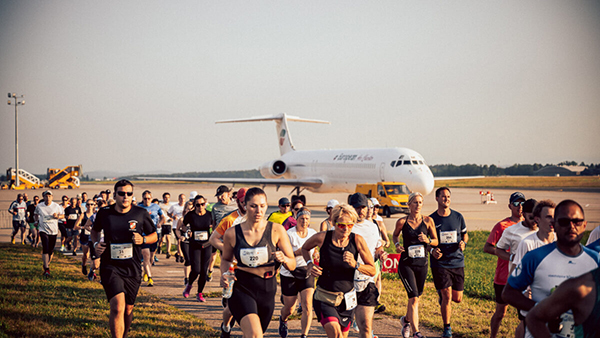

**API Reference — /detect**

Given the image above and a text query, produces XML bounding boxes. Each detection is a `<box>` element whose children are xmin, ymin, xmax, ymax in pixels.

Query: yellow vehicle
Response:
<box><xmin>4</xmin><ymin>168</ymin><xmax>44</xmax><ymax>190</ymax></box>
<box><xmin>355</xmin><ymin>182</ymin><xmax>411</xmax><ymax>217</ymax></box>
<box><xmin>47</xmin><ymin>165</ymin><xmax>82</xmax><ymax>189</ymax></box>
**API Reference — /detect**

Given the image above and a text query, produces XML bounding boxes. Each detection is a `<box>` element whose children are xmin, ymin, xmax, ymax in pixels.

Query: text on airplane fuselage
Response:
<box><xmin>332</xmin><ymin>153</ymin><xmax>374</xmax><ymax>162</ymax></box>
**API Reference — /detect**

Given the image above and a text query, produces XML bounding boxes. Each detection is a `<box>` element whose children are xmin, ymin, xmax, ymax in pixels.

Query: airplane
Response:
<box><xmin>142</xmin><ymin>113</ymin><xmax>436</xmax><ymax>201</ymax></box>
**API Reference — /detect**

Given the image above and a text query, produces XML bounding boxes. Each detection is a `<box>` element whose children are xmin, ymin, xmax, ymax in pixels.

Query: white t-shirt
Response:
<box><xmin>159</xmin><ymin>202</ymin><xmax>174</xmax><ymax>226</ymax></box>
<box><xmin>496</xmin><ymin>221</ymin><xmax>538</xmax><ymax>261</ymax></box>
<box><xmin>280</xmin><ymin>227</ymin><xmax>317</xmax><ymax>278</ymax></box>
<box><xmin>512</xmin><ymin>232</ymin><xmax>556</xmax><ymax>268</ymax></box>
<box><xmin>167</xmin><ymin>203</ymin><xmax>184</xmax><ymax>229</ymax></box>
<box><xmin>586</xmin><ymin>226</ymin><xmax>600</xmax><ymax>245</ymax></box>
<box><xmin>9</xmin><ymin>201</ymin><xmax>27</xmax><ymax>221</ymax></box>
<box><xmin>35</xmin><ymin>202</ymin><xmax>64</xmax><ymax>235</ymax></box>
<box><xmin>352</xmin><ymin>220</ymin><xmax>381</xmax><ymax>283</ymax></box>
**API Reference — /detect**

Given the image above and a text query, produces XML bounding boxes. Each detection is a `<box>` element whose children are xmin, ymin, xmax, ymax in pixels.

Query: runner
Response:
<box><xmin>182</xmin><ymin>195</ymin><xmax>214</xmax><ymax>302</ymax></box>
<box><xmin>503</xmin><ymin>199</ymin><xmax>600</xmax><ymax>338</ymax></box>
<box><xmin>350</xmin><ymin>193</ymin><xmax>387</xmax><ymax>338</ymax></box>
<box><xmin>158</xmin><ymin>192</ymin><xmax>173</xmax><ymax>257</ymax></box>
<box><xmin>370</xmin><ymin>198</ymin><xmax>390</xmax><ymax>248</ymax></box>
<box><xmin>176</xmin><ymin>200</ymin><xmax>195</xmax><ymax>285</ymax></box>
<box><xmin>278</xmin><ymin>207</ymin><xmax>317</xmax><ymax>338</ymax></box>
<box><xmin>64</xmin><ymin>197</ymin><xmax>82</xmax><ymax>256</ymax></box>
<box><xmin>428</xmin><ymin>187</ymin><xmax>468</xmax><ymax>338</ymax></box>
<box><xmin>58</xmin><ymin>195</ymin><xmax>70</xmax><ymax>252</ymax></box>
<box><xmin>210</xmin><ymin>185</ymin><xmax>238</xmax><ymax>281</ymax></box>
<box><xmin>26</xmin><ymin>195</ymin><xmax>40</xmax><ymax>248</ymax></box>
<box><xmin>9</xmin><ymin>193</ymin><xmax>27</xmax><ymax>245</ymax></box>
<box><xmin>319</xmin><ymin>199</ymin><xmax>339</xmax><ymax>231</ymax></box>
<box><xmin>392</xmin><ymin>192</ymin><xmax>439</xmax><ymax>338</ymax></box>
<box><xmin>268</xmin><ymin>197</ymin><xmax>293</xmax><ymax>225</ymax></box>
<box><xmin>34</xmin><ymin>190</ymin><xmax>65</xmax><ymax>277</ymax></box>
<box><xmin>138</xmin><ymin>190</ymin><xmax>165</xmax><ymax>287</ymax></box>
<box><xmin>220</xmin><ymin>187</ymin><xmax>296</xmax><ymax>337</ymax></box>
<box><xmin>301</xmin><ymin>203</ymin><xmax>376</xmax><ymax>338</ymax></box>
<box><xmin>369</xmin><ymin>197</ymin><xmax>388</xmax><ymax>315</ymax></box>
<box><xmin>483</xmin><ymin>191</ymin><xmax>525</xmax><ymax>338</ymax></box>
<box><xmin>282</xmin><ymin>199</ymin><xmax>304</xmax><ymax>230</ymax></box>
<box><xmin>167</xmin><ymin>193</ymin><xmax>186</xmax><ymax>259</ymax></box>
<box><xmin>75</xmin><ymin>199</ymin><xmax>96</xmax><ymax>275</ymax></box>
<box><xmin>92</xmin><ymin>179</ymin><xmax>157</xmax><ymax>338</ymax></box>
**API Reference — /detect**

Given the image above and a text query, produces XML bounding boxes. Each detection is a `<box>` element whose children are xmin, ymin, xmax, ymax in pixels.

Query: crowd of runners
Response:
<box><xmin>7</xmin><ymin>182</ymin><xmax>600</xmax><ymax>338</ymax></box>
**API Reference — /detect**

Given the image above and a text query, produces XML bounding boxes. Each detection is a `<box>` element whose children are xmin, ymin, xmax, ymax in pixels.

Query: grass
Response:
<box><xmin>435</xmin><ymin>175</ymin><xmax>600</xmax><ymax>190</ymax></box>
<box><xmin>0</xmin><ymin>243</ymin><xmax>217</xmax><ymax>338</ymax></box>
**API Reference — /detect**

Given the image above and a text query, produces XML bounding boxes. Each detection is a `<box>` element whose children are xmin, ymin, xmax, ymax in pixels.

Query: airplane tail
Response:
<box><xmin>216</xmin><ymin>113</ymin><xmax>330</xmax><ymax>155</ymax></box>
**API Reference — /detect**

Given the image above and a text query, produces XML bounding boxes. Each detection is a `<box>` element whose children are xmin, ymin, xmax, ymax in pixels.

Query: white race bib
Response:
<box><xmin>68</xmin><ymin>214</ymin><xmax>78</xmax><ymax>220</ymax></box>
<box><xmin>240</xmin><ymin>247</ymin><xmax>269</xmax><ymax>267</ymax></box>
<box><xmin>408</xmin><ymin>245</ymin><xmax>425</xmax><ymax>258</ymax></box>
<box><xmin>84</xmin><ymin>229</ymin><xmax>90</xmax><ymax>235</ymax></box>
<box><xmin>556</xmin><ymin>311</ymin><xmax>575</xmax><ymax>338</ymax></box>
<box><xmin>344</xmin><ymin>289</ymin><xmax>357</xmax><ymax>310</ymax></box>
<box><xmin>110</xmin><ymin>243</ymin><xmax>133</xmax><ymax>260</ymax></box>
<box><xmin>440</xmin><ymin>230</ymin><xmax>458</xmax><ymax>244</ymax></box>
<box><xmin>194</xmin><ymin>231</ymin><xmax>208</xmax><ymax>241</ymax></box>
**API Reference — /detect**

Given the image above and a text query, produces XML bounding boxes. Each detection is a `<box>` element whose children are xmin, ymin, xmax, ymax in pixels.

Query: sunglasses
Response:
<box><xmin>511</xmin><ymin>201</ymin><xmax>525</xmax><ymax>207</ymax></box>
<box><xmin>336</xmin><ymin>222</ymin><xmax>354</xmax><ymax>229</ymax></box>
<box><xmin>294</xmin><ymin>208</ymin><xmax>301</xmax><ymax>212</ymax></box>
<box><xmin>195</xmin><ymin>203</ymin><xmax>206</xmax><ymax>207</ymax></box>
<box><xmin>281</xmin><ymin>204</ymin><xmax>290</xmax><ymax>207</ymax></box>
<box><xmin>116</xmin><ymin>191</ymin><xmax>134</xmax><ymax>197</ymax></box>
<box><xmin>555</xmin><ymin>218</ymin><xmax>585</xmax><ymax>227</ymax></box>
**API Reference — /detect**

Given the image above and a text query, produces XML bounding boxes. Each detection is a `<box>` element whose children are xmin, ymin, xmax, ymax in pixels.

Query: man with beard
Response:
<box><xmin>503</xmin><ymin>199</ymin><xmax>600</xmax><ymax>338</ymax></box>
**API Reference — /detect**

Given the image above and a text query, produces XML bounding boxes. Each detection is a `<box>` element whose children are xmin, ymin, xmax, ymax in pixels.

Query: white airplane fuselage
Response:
<box><xmin>259</xmin><ymin>147</ymin><xmax>435</xmax><ymax>195</ymax></box>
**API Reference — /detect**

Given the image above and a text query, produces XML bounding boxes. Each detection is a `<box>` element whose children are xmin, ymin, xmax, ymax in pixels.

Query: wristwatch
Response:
<box><xmin>142</xmin><ymin>236</ymin><xmax>147</xmax><ymax>244</ymax></box>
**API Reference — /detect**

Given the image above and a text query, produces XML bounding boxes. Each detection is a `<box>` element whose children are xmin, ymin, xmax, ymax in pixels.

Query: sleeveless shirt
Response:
<box><xmin>317</xmin><ymin>231</ymin><xmax>358</xmax><ymax>293</ymax></box>
<box><xmin>234</xmin><ymin>222</ymin><xmax>277</xmax><ymax>269</ymax></box>
<box><xmin>400</xmin><ymin>217</ymin><xmax>429</xmax><ymax>266</ymax></box>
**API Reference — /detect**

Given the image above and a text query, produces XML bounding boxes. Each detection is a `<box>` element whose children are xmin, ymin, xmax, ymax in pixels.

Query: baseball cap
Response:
<box><xmin>236</xmin><ymin>188</ymin><xmax>247</xmax><ymax>202</ymax></box>
<box><xmin>349</xmin><ymin>193</ymin><xmax>369</xmax><ymax>209</ymax></box>
<box><xmin>215</xmin><ymin>185</ymin><xmax>231</xmax><ymax>197</ymax></box>
<box><xmin>327</xmin><ymin>199</ymin><xmax>339</xmax><ymax>209</ymax></box>
<box><xmin>509</xmin><ymin>192</ymin><xmax>526</xmax><ymax>203</ymax></box>
<box><xmin>42</xmin><ymin>190</ymin><xmax>53</xmax><ymax>197</ymax></box>
<box><xmin>370</xmin><ymin>197</ymin><xmax>380</xmax><ymax>206</ymax></box>
<box><xmin>76</xmin><ymin>194</ymin><xmax>82</xmax><ymax>199</ymax></box>
<box><xmin>523</xmin><ymin>199</ymin><xmax>538</xmax><ymax>213</ymax></box>
<box><xmin>189</xmin><ymin>191</ymin><xmax>198</xmax><ymax>200</ymax></box>
<box><xmin>278</xmin><ymin>197</ymin><xmax>291</xmax><ymax>206</ymax></box>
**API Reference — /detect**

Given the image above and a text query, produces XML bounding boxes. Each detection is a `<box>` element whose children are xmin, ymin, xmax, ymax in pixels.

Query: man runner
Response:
<box><xmin>9</xmin><ymin>193</ymin><xmax>28</xmax><ymax>244</ymax></box>
<box><xmin>92</xmin><ymin>180</ymin><xmax>156</xmax><ymax>338</ymax></box>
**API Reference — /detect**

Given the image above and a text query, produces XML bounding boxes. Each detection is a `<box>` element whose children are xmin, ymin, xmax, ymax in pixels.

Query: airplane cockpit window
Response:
<box><xmin>404</xmin><ymin>160</ymin><xmax>411</xmax><ymax>165</ymax></box>
<box><xmin>418</xmin><ymin>160</ymin><xmax>424</xmax><ymax>165</ymax></box>
<box><xmin>396</xmin><ymin>161</ymin><xmax>403</xmax><ymax>167</ymax></box>
<box><xmin>411</xmin><ymin>160</ymin><xmax>418</xmax><ymax>165</ymax></box>
<box><xmin>390</xmin><ymin>161</ymin><xmax>396</xmax><ymax>167</ymax></box>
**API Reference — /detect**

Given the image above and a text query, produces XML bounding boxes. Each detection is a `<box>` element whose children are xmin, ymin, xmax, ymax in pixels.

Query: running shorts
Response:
<box><xmin>100</xmin><ymin>266</ymin><xmax>142</xmax><ymax>305</ymax></box>
<box><xmin>431</xmin><ymin>266</ymin><xmax>465</xmax><ymax>291</ymax></box>
<box><xmin>313</xmin><ymin>293</ymin><xmax>354</xmax><ymax>332</ymax></box>
<box><xmin>229</xmin><ymin>269</ymin><xmax>277</xmax><ymax>333</ymax></box>
<box><xmin>398</xmin><ymin>262</ymin><xmax>428</xmax><ymax>298</ymax></box>
<box><xmin>356</xmin><ymin>282</ymin><xmax>379</xmax><ymax>307</ymax></box>
<box><xmin>280</xmin><ymin>274</ymin><xmax>315</xmax><ymax>297</ymax></box>
<box><xmin>40</xmin><ymin>232</ymin><xmax>57</xmax><ymax>255</ymax></box>
<box><xmin>494</xmin><ymin>283</ymin><xmax>507</xmax><ymax>305</ymax></box>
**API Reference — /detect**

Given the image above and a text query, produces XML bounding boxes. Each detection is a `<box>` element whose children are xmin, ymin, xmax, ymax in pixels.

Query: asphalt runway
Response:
<box><xmin>1</xmin><ymin>182</ymin><xmax>599</xmax><ymax>233</ymax></box>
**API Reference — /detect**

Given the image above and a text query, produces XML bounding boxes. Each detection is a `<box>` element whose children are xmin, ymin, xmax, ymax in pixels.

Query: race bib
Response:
<box><xmin>344</xmin><ymin>289</ymin><xmax>357</xmax><ymax>310</ymax></box>
<box><xmin>240</xmin><ymin>247</ymin><xmax>269</xmax><ymax>267</ymax></box>
<box><xmin>110</xmin><ymin>243</ymin><xmax>133</xmax><ymax>260</ymax></box>
<box><xmin>440</xmin><ymin>230</ymin><xmax>458</xmax><ymax>244</ymax></box>
<box><xmin>84</xmin><ymin>229</ymin><xmax>90</xmax><ymax>235</ymax></box>
<box><xmin>556</xmin><ymin>311</ymin><xmax>575</xmax><ymax>338</ymax></box>
<box><xmin>194</xmin><ymin>231</ymin><xmax>208</xmax><ymax>241</ymax></box>
<box><xmin>408</xmin><ymin>245</ymin><xmax>425</xmax><ymax>258</ymax></box>
<box><xmin>68</xmin><ymin>214</ymin><xmax>78</xmax><ymax>220</ymax></box>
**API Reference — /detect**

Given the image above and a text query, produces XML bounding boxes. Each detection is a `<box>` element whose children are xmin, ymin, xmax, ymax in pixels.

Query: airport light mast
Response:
<box><xmin>7</xmin><ymin>92</ymin><xmax>25</xmax><ymax>187</ymax></box>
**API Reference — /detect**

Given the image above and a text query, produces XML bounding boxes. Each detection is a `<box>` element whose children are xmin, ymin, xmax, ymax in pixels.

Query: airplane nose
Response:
<box><xmin>409</xmin><ymin>171</ymin><xmax>434</xmax><ymax>195</ymax></box>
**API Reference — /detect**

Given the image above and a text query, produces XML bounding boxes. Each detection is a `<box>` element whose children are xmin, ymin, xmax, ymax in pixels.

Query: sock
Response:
<box><xmin>222</xmin><ymin>323</ymin><xmax>231</xmax><ymax>332</ymax></box>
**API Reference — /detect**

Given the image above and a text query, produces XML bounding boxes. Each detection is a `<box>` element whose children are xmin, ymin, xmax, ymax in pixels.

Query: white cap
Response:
<box><xmin>370</xmin><ymin>197</ymin><xmax>380</xmax><ymax>206</ymax></box>
<box><xmin>189</xmin><ymin>191</ymin><xmax>198</xmax><ymax>200</ymax></box>
<box><xmin>326</xmin><ymin>199</ymin><xmax>339</xmax><ymax>208</ymax></box>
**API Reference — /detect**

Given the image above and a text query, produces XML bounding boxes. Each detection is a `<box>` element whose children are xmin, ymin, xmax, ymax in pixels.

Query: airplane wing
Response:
<box><xmin>138</xmin><ymin>176</ymin><xmax>324</xmax><ymax>188</ymax></box>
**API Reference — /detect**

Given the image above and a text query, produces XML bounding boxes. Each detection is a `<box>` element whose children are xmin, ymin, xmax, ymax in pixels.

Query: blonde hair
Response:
<box><xmin>331</xmin><ymin>203</ymin><xmax>358</xmax><ymax>224</ymax></box>
<box><xmin>408</xmin><ymin>192</ymin><xmax>423</xmax><ymax>205</ymax></box>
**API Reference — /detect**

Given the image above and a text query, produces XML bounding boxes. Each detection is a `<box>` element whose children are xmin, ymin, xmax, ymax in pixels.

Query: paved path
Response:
<box><xmin>1</xmin><ymin>227</ymin><xmax>439</xmax><ymax>337</ymax></box>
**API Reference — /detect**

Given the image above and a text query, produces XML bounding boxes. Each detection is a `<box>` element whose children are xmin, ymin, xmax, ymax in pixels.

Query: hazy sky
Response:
<box><xmin>1</xmin><ymin>1</ymin><xmax>599</xmax><ymax>175</ymax></box>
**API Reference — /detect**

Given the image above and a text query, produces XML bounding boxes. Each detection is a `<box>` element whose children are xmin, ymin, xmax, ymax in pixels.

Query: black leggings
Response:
<box><xmin>229</xmin><ymin>269</ymin><xmax>277</xmax><ymax>333</ymax></box>
<box><xmin>180</xmin><ymin>241</ymin><xmax>190</xmax><ymax>266</ymax></box>
<box><xmin>188</xmin><ymin>244</ymin><xmax>212</xmax><ymax>293</ymax></box>
<box><xmin>40</xmin><ymin>232</ymin><xmax>57</xmax><ymax>255</ymax></box>
<box><xmin>398</xmin><ymin>262</ymin><xmax>428</xmax><ymax>298</ymax></box>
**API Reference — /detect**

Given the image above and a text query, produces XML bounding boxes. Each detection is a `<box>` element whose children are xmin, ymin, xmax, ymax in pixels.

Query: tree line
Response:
<box><xmin>430</xmin><ymin>162</ymin><xmax>600</xmax><ymax>177</ymax></box>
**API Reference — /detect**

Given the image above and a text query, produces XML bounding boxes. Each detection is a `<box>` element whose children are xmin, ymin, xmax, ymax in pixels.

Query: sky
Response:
<box><xmin>1</xmin><ymin>1</ymin><xmax>599</xmax><ymax>176</ymax></box>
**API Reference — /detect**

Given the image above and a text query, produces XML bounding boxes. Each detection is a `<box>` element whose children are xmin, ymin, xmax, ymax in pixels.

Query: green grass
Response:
<box><xmin>434</xmin><ymin>176</ymin><xmax>600</xmax><ymax>190</ymax></box>
<box><xmin>0</xmin><ymin>244</ymin><xmax>217</xmax><ymax>338</ymax></box>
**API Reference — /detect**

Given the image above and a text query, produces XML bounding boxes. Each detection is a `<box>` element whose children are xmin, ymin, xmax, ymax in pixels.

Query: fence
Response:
<box><xmin>0</xmin><ymin>210</ymin><xmax>13</xmax><ymax>229</ymax></box>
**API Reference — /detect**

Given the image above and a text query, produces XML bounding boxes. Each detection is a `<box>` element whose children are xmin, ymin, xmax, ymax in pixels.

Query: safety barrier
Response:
<box><xmin>0</xmin><ymin>210</ymin><xmax>13</xmax><ymax>229</ymax></box>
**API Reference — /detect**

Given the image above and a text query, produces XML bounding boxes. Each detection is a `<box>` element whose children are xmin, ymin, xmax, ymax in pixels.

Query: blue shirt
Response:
<box><xmin>138</xmin><ymin>203</ymin><xmax>163</xmax><ymax>227</ymax></box>
<box><xmin>587</xmin><ymin>238</ymin><xmax>600</xmax><ymax>253</ymax></box>
<box><xmin>429</xmin><ymin>209</ymin><xmax>467</xmax><ymax>268</ymax></box>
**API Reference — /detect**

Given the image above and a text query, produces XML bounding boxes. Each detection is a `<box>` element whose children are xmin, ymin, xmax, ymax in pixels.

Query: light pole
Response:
<box><xmin>7</xmin><ymin>92</ymin><xmax>25</xmax><ymax>187</ymax></box>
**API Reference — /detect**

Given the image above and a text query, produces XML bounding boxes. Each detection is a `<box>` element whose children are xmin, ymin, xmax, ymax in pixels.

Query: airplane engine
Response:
<box><xmin>259</xmin><ymin>160</ymin><xmax>287</xmax><ymax>178</ymax></box>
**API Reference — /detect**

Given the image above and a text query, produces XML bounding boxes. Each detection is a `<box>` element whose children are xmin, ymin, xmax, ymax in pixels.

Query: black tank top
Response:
<box><xmin>400</xmin><ymin>217</ymin><xmax>428</xmax><ymax>266</ymax></box>
<box><xmin>317</xmin><ymin>231</ymin><xmax>358</xmax><ymax>293</ymax></box>
<box><xmin>234</xmin><ymin>222</ymin><xmax>277</xmax><ymax>269</ymax></box>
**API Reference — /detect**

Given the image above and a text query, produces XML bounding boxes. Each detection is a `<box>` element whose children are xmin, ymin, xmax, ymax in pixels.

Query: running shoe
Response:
<box><xmin>413</xmin><ymin>332</ymin><xmax>426</xmax><ymax>338</ymax></box>
<box><xmin>88</xmin><ymin>269</ymin><xmax>96</xmax><ymax>281</ymax></box>
<box><xmin>72</xmin><ymin>251</ymin><xmax>77</xmax><ymax>256</ymax></box>
<box><xmin>183</xmin><ymin>284</ymin><xmax>192</xmax><ymax>298</ymax></box>
<box><xmin>166</xmin><ymin>252</ymin><xmax>171</xmax><ymax>259</ymax></box>
<box><xmin>400</xmin><ymin>316</ymin><xmax>411</xmax><ymax>338</ymax></box>
<box><xmin>11</xmin><ymin>237</ymin><xmax>15</xmax><ymax>245</ymax></box>
<box><xmin>197</xmin><ymin>293</ymin><xmax>206</xmax><ymax>302</ymax></box>
<box><xmin>82</xmin><ymin>265</ymin><xmax>88</xmax><ymax>276</ymax></box>
<box><xmin>148</xmin><ymin>277</ymin><xmax>154</xmax><ymax>287</ymax></box>
<box><xmin>278</xmin><ymin>317</ymin><xmax>288</xmax><ymax>338</ymax></box>
<box><xmin>154</xmin><ymin>256</ymin><xmax>159</xmax><ymax>263</ymax></box>
<box><xmin>375</xmin><ymin>303</ymin><xmax>386</xmax><ymax>313</ymax></box>
<box><xmin>220</xmin><ymin>322</ymin><xmax>231</xmax><ymax>338</ymax></box>
<box><xmin>442</xmin><ymin>326</ymin><xmax>452</xmax><ymax>338</ymax></box>
<box><xmin>143</xmin><ymin>273</ymin><xmax>149</xmax><ymax>282</ymax></box>
<box><xmin>207</xmin><ymin>270</ymin><xmax>213</xmax><ymax>282</ymax></box>
<box><xmin>60</xmin><ymin>245</ymin><xmax>65</xmax><ymax>252</ymax></box>
<box><xmin>43</xmin><ymin>269</ymin><xmax>50</xmax><ymax>278</ymax></box>
<box><xmin>300</xmin><ymin>335</ymin><xmax>307</xmax><ymax>338</ymax></box>
<box><xmin>352</xmin><ymin>320</ymin><xmax>359</xmax><ymax>332</ymax></box>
